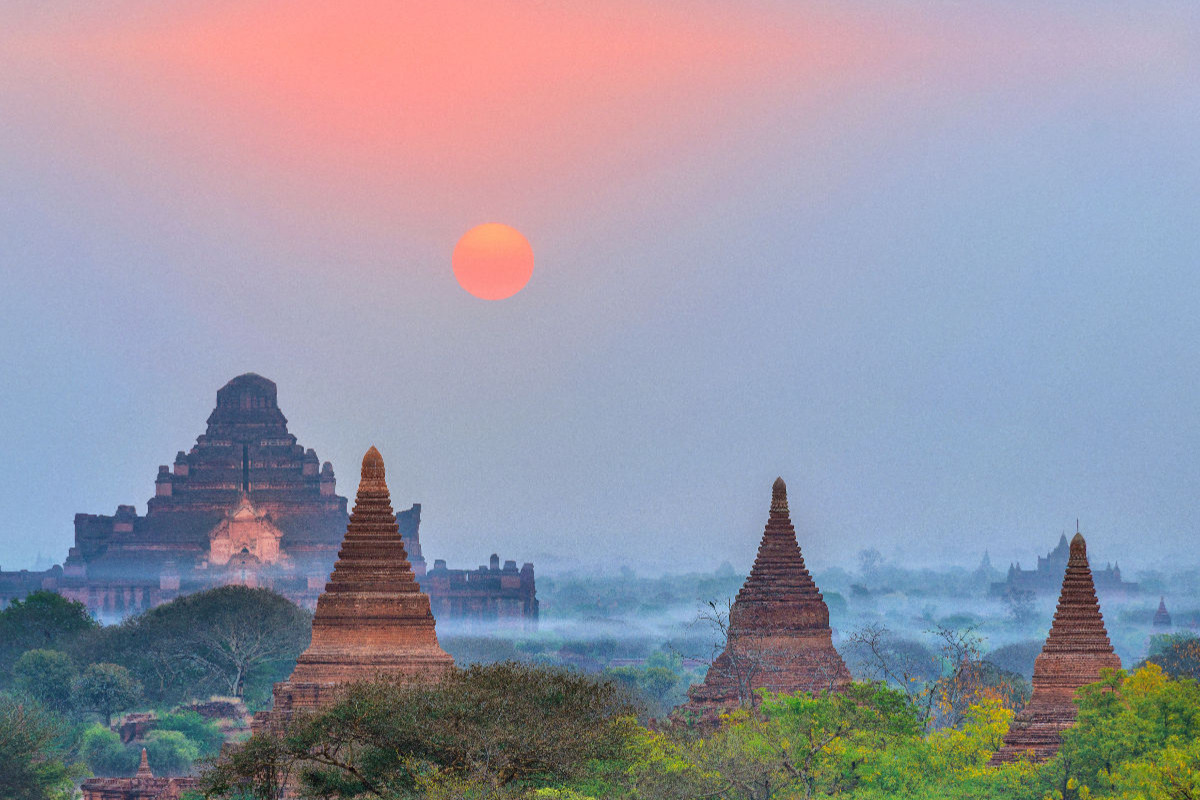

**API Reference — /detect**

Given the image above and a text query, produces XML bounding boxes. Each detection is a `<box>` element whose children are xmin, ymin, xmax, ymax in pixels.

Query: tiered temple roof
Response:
<box><xmin>675</xmin><ymin>477</ymin><xmax>850</xmax><ymax>722</ymax></box>
<box><xmin>989</xmin><ymin>533</ymin><xmax>1122</xmax><ymax>764</ymax></box>
<box><xmin>1153</xmin><ymin>597</ymin><xmax>1172</xmax><ymax>628</ymax></box>
<box><xmin>263</xmin><ymin>447</ymin><xmax>453</xmax><ymax>720</ymax></box>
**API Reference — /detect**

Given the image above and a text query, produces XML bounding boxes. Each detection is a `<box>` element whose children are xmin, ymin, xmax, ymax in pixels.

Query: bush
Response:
<box><xmin>80</xmin><ymin>724</ymin><xmax>138</xmax><ymax>777</ymax></box>
<box><xmin>144</xmin><ymin>730</ymin><xmax>200</xmax><ymax>776</ymax></box>
<box><xmin>156</xmin><ymin>711</ymin><xmax>225</xmax><ymax>758</ymax></box>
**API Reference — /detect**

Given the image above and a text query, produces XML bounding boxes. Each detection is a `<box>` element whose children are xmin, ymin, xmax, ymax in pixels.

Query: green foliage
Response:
<box><xmin>0</xmin><ymin>695</ymin><xmax>87</xmax><ymax>800</ymax></box>
<box><xmin>144</xmin><ymin>729</ymin><xmax>201</xmax><ymax>776</ymax></box>
<box><xmin>605</xmin><ymin>664</ymin><xmax>680</xmax><ymax>715</ymax></box>
<box><xmin>0</xmin><ymin>591</ymin><xmax>97</xmax><ymax>681</ymax></box>
<box><xmin>1142</xmin><ymin>633</ymin><xmax>1200</xmax><ymax>681</ymax></box>
<box><xmin>90</xmin><ymin>586</ymin><xmax>311</xmax><ymax>708</ymax></box>
<box><xmin>985</xmin><ymin>640</ymin><xmax>1043</xmax><ymax>681</ymax></box>
<box><xmin>156</xmin><ymin>710</ymin><xmax>225</xmax><ymax>758</ymax></box>
<box><xmin>13</xmin><ymin>650</ymin><xmax>78</xmax><ymax>715</ymax></box>
<box><xmin>72</xmin><ymin>662</ymin><xmax>142</xmax><ymax>725</ymax></box>
<box><xmin>204</xmin><ymin>662</ymin><xmax>641</xmax><ymax>799</ymax></box>
<box><xmin>1048</xmin><ymin>664</ymin><xmax>1200</xmax><ymax>798</ymax></box>
<box><xmin>80</xmin><ymin>724</ymin><xmax>139</xmax><ymax>777</ymax></box>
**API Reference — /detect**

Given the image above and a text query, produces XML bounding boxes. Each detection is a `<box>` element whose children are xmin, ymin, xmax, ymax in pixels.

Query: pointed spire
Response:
<box><xmin>737</xmin><ymin>477</ymin><xmax>821</xmax><ymax>611</ymax></box>
<box><xmin>282</xmin><ymin>447</ymin><xmax>453</xmax><ymax>689</ymax></box>
<box><xmin>771</xmin><ymin>476</ymin><xmax>788</xmax><ymax>514</ymax></box>
<box><xmin>990</xmin><ymin>532</ymin><xmax>1121</xmax><ymax>764</ymax></box>
<box><xmin>676</xmin><ymin>477</ymin><xmax>850</xmax><ymax>721</ymax></box>
<box><xmin>1154</xmin><ymin>596</ymin><xmax>1172</xmax><ymax>628</ymax></box>
<box><xmin>360</xmin><ymin>446</ymin><xmax>386</xmax><ymax>492</ymax></box>
<box><xmin>136</xmin><ymin>747</ymin><xmax>153</xmax><ymax>778</ymax></box>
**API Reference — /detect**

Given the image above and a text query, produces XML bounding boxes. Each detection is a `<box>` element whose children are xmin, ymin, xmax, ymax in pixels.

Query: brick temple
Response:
<box><xmin>258</xmin><ymin>447</ymin><xmax>453</xmax><ymax>725</ymax></box>
<box><xmin>990</xmin><ymin>530</ymin><xmax>1137</xmax><ymax>598</ymax></box>
<box><xmin>989</xmin><ymin>532</ymin><xmax>1122</xmax><ymax>764</ymax></box>
<box><xmin>675</xmin><ymin>477</ymin><xmax>851</xmax><ymax>723</ymax></box>
<box><xmin>0</xmin><ymin>374</ymin><xmax>536</xmax><ymax>626</ymax></box>
<box><xmin>80</xmin><ymin>747</ymin><xmax>198</xmax><ymax>800</ymax></box>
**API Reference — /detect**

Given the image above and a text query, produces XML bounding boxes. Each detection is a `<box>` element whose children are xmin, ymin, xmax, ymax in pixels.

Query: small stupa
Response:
<box><xmin>674</xmin><ymin>478</ymin><xmax>851</xmax><ymax>723</ymax></box>
<box><xmin>135</xmin><ymin>747</ymin><xmax>154</xmax><ymax>779</ymax></box>
<box><xmin>989</xmin><ymin>532</ymin><xmax>1122</xmax><ymax>764</ymax></box>
<box><xmin>262</xmin><ymin>447</ymin><xmax>453</xmax><ymax>722</ymax></box>
<box><xmin>1153</xmin><ymin>597</ymin><xmax>1172</xmax><ymax>628</ymax></box>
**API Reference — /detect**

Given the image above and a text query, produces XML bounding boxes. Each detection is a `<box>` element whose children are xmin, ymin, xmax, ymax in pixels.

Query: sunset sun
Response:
<box><xmin>452</xmin><ymin>223</ymin><xmax>534</xmax><ymax>301</ymax></box>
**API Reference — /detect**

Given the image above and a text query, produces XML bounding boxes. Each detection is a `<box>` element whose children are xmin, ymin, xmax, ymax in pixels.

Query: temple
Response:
<box><xmin>79</xmin><ymin>748</ymin><xmax>198</xmax><ymax>800</ymax></box>
<box><xmin>989</xmin><ymin>533</ymin><xmax>1122</xmax><ymax>764</ymax></box>
<box><xmin>258</xmin><ymin>448</ymin><xmax>453</xmax><ymax>724</ymax></box>
<box><xmin>675</xmin><ymin>478</ymin><xmax>851</xmax><ymax>723</ymax></box>
<box><xmin>425</xmin><ymin>554</ymin><xmax>539</xmax><ymax>628</ymax></box>
<box><xmin>1153</xmin><ymin>597</ymin><xmax>1172</xmax><ymax>629</ymax></box>
<box><xmin>0</xmin><ymin>374</ymin><xmax>536</xmax><ymax>627</ymax></box>
<box><xmin>991</xmin><ymin>529</ymin><xmax>1137</xmax><ymax>598</ymax></box>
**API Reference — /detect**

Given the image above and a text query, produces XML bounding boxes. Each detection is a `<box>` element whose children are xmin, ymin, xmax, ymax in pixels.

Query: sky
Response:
<box><xmin>1</xmin><ymin>1</ymin><xmax>1198</xmax><ymax>576</ymax></box>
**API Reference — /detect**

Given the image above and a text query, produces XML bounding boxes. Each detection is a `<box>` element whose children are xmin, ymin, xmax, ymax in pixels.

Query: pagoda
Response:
<box><xmin>79</xmin><ymin>747</ymin><xmax>199</xmax><ymax>800</ymax></box>
<box><xmin>262</xmin><ymin>447</ymin><xmax>454</xmax><ymax>722</ymax></box>
<box><xmin>989</xmin><ymin>532</ymin><xmax>1122</xmax><ymax>764</ymax></box>
<box><xmin>675</xmin><ymin>477</ymin><xmax>851</xmax><ymax>722</ymax></box>
<box><xmin>1153</xmin><ymin>597</ymin><xmax>1172</xmax><ymax>628</ymax></box>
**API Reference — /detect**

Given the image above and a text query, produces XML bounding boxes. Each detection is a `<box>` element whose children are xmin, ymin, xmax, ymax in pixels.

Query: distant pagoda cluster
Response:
<box><xmin>991</xmin><ymin>531</ymin><xmax>1137</xmax><ymax>598</ymax></box>
<box><xmin>674</xmin><ymin>478</ymin><xmax>851</xmax><ymax>723</ymax></box>
<box><xmin>0</xmin><ymin>374</ymin><xmax>536</xmax><ymax>628</ymax></box>
<box><xmin>989</xmin><ymin>533</ymin><xmax>1123</xmax><ymax>764</ymax></box>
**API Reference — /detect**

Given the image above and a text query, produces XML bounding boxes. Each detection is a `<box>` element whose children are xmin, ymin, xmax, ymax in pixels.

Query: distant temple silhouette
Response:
<box><xmin>990</xmin><ymin>527</ymin><xmax>1137</xmax><ymax>598</ymax></box>
<box><xmin>0</xmin><ymin>374</ymin><xmax>536</xmax><ymax>627</ymax></box>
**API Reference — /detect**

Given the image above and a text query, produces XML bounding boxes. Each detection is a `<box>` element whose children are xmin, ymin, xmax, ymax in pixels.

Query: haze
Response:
<box><xmin>1</xmin><ymin>1</ymin><xmax>1197</xmax><ymax>576</ymax></box>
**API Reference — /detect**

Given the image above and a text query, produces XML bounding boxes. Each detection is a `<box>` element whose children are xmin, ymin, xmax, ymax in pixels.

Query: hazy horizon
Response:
<box><xmin>3</xmin><ymin>2</ymin><xmax>1198</xmax><ymax>575</ymax></box>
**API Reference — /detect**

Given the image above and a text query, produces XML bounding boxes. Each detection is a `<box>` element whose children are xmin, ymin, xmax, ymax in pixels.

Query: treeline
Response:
<box><xmin>200</xmin><ymin>662</ymin><xmax>1200</xmax><ymax>800</ymax></box>
<box><xmin>6</xmin><ymin>587</ymin><xmax>1200</xmax><ymax>799</ymax></box>
<box><xmin>0</xmin><ymin>587</ymin><xmax>312</xmax><ymax>782</ymax></box>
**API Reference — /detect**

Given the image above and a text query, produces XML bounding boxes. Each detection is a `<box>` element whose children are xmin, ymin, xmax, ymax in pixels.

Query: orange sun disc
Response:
<box><xmin>452</xmin><ymin>223</ymin><xmax>534</xmax><ymax>301</ymax></box>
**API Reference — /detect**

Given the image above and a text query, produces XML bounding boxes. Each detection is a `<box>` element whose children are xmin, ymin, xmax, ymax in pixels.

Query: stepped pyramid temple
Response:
<box><xmin>991</xmin><ymin>531</ymin><xmax>1137</xmax><ymax>598</ymax></box>
<box><xmin>0</xmin><ymin>374</ymin><xmax>536</xmax><ymax>626</ymax></box>
<box><xmin>258</xmin><ymin>448</ymin><xmax>454</xmax><ymax>726</ymax></box>
<box><xmin>989</xmin><ymin>533</ymin><xmax>1122</xmax><ymax>764</ymax></box>
<box><xmin>675</xmin><ymin>478</ymin><xmax>851</xmax><ymax>722</ymax></box>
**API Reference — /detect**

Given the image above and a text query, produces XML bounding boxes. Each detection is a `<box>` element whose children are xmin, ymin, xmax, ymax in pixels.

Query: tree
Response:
<box><xmin>80</xmin><ymin>724</ymin><xmax>139</xmax><ymax>777</ymax></box>
<box><xmin>0</xmin><ymin>591</ymin><xmax>97</xmax><ymax>680</ymax></box>
<box><xmin>857</xmin><ymin>548</ymin><xmax>885</xmax><ymax>579</ymax></box>
<box><xmin>156</xmin><ymin>710</ymin><xmax>225</xmax><ymax>759</ymax></box>
<box><xmin>1050</xmin><ymin>664</ymin><xmax>1200</xmax><ymax>799</ymax></box>
<box><xmin>618</xmin><ymin>683</ymin><xmax>924</xmax><ymax>800</ymax></box>
<box><xmin>845</xmin><ymin>624</ymin><xmax>1023</xmax><ymax>730</ymax></box>
<box><xmin>73</xmin><ymin>662</ymin><xmax>142</xmax><ymax>725</ymax></box>
<box><xmin>1143</xmin><ymin>633</ymin><xmax>1200</xmax><ymax>681</ymax></box>
<box><xmin>117</xmin><ymin>586</ymin><xmax>311</xmax><ymax>705</ymax></box>
<box><xmin>0</xmin><ymin>695</ymin><xmax>86</xmax><ymax>800</ymax></box>
<box><xmin>1003</xmin><ymin>588</ymin><xmax>1037</xmax><ymax>626</ymax></box>
<box><xmin>144</xmin><ymin>729</ymin><xmax>201</xmax><ymax>776</ymax></box>
<box><xmin>203</xmin><ymin>662</ymin><xmax>641</xmax><ymax>799</ymax></box>
<box><xmin>13</xmin><ymin>650</ymin><xmax>78</xmax><ymax>715</ymax></box>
